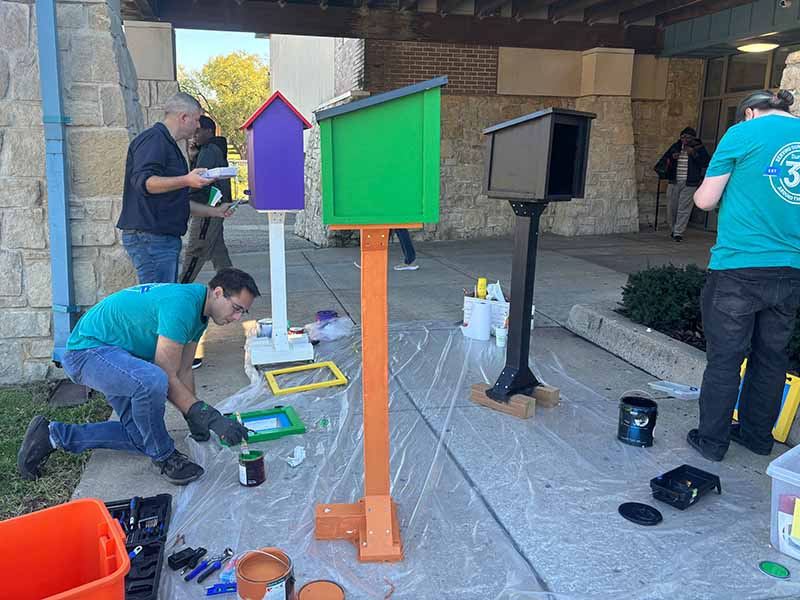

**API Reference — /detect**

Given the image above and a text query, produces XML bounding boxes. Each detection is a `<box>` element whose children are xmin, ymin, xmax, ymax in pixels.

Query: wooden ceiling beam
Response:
<box><xmin>583</xmin><ymin>0</ymin><xmax>651</xmax><ymax>26</ymax></box>
<box><xmin>657</xmin><ymin>0</ymin><xmax>754</xmax><ymax>27</ymax></box>
<box><xmin>511</xmin><ymin>0</ymin><xmax>557</xmax><ymax>21</ymax></box>
<box><xmin>548</xmin><ymin>0</ymin><xmax>605</xmax><ymax>23</ymax></box>
<box><xmin>475</xmin><ymin>0</ymin><xmax>511</xmax><ymax>18</ymax></box>
<box><xmin>618</xmin><ymin>0</ymin><xmax>697</xmax><ymax>27</ymax></box>
<box><xmin>158</xmin><ymin>1</ymin><xmax>661</xmax><ymax>51</ymax></box>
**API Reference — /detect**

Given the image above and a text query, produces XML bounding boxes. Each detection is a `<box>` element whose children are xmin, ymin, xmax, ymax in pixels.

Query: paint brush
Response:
<box><xmin>236</xmin><ymin>412</ymin><xmax>249</xmax><ymax>454</ymax></box>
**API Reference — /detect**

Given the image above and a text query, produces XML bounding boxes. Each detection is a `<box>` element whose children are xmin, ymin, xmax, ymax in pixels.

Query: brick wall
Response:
<box><xmin>364</xmin><ymin>40</ymin><xmax>498</xmax><ymax>95</ymax></box>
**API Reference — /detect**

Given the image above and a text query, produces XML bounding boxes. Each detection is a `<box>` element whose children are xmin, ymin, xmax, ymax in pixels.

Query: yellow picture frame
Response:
<box><xmin>734</xmin><ymin>359</ymin><xmax>800</xmax><ymax>443</ymax></box>
<box><xmin>264</xmin><ymin>361</ymin><xmax>348</xmax><ymax>396</ymax></box>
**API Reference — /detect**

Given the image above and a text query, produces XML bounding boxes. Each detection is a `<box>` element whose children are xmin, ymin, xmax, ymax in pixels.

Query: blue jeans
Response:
<box><xmin>697</xmin><ymin>268</ymin><xmax>800</xmax><ymax>456</ymax></box>
<box><xmin>392</xmin><ymin>229</ymin><xmax>416</xmax><ymax>265</ymax></box>
<box><xmin>51</xmin><ymin>346</ymin><xmax>175</xmax><ymax>461</ymax></box>
<box><xmin>122</xmin><ymin>230</ymin><xmax>182</xmax><ymax>284</ymax></box>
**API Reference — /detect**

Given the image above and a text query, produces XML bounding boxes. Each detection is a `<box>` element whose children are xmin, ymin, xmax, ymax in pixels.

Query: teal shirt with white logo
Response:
<box><xmin>706</xmin><ymin>114</ymin><xmax>800</xmax><ymax>270</ymax></box>
<box><xmin>67</xmin><ymin>283</ymin><xmax>208</xmax><ymax>361</ymax></box>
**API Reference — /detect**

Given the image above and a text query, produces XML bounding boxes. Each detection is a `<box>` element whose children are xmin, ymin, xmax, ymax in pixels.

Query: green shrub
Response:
<box><xmin>620</xmin><ymin>264</ymin><xmax>800</xmax><ymax>374</ymax></box>
<box><xmin>620</xmin><ymin>264</ymin><xmax>706</xmax><ymax>336</ymax></box>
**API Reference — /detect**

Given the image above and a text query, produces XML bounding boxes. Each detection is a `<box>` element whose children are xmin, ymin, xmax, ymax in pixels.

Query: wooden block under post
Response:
<box><xmin>471</xmin><ymin>383</ymin><xmax>534</xmax><ymax>419</ymax></box>
<box><xmin>533</xmin><ymin>383</ymin><xmax>560</xmax><ymax>408</ymax></box>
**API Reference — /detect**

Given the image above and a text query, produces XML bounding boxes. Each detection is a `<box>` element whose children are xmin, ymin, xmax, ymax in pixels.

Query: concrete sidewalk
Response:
<box><xmin>74</xmin><ymin>222</ymin><xmax>725</xmax><ymax>500</ymax></box>
<box><xmin>70</xmin><ymin>217</ymin><xmax>791</xmax><ymax>597</ymax></box>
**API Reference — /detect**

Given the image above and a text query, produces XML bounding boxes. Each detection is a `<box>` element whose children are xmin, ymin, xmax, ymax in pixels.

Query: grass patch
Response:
<box><xmin>0</xmin><ymin>383</ymin><xmax>111</xmax><ymax>521</ymax></box>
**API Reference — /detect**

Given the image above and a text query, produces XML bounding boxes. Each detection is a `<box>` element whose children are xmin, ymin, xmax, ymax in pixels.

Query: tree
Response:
<box><xmin>178</xmin><ymin>52</ymin><xmax>270</xmax><ymax>157</ymax></box>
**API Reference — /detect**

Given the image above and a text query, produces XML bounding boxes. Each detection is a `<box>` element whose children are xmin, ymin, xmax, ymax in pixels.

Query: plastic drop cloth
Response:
<box><xmin>160</xmin><ymin>321</ymin><xmax>799</xmax><ymax>600</ymax></box>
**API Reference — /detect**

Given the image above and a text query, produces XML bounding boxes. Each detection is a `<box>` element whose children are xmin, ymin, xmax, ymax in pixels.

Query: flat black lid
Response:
<box><xmin>618</xmin><ymin>502</ymin><xmax>663</xmax><ymax>526</ymax></box>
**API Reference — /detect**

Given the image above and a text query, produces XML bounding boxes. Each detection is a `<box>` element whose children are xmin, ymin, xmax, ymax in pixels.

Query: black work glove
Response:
<box><xmin>185</xmin><ymin>402</ymin><xmax>249</xmax><ymax>446</ymax></box>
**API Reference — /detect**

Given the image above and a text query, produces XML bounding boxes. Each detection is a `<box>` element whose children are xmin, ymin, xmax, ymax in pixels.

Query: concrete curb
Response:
<box><xmin>566</xmin><ymin>303</ymin><xmax>706</xmax><ymax>388</ymax></box>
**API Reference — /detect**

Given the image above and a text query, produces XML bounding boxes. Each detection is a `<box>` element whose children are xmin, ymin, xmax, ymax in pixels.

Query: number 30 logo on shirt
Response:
<box><xmin>769</xmin><ymin>142</ymin><xmax>800</xmax><ymax>204</ymax></box>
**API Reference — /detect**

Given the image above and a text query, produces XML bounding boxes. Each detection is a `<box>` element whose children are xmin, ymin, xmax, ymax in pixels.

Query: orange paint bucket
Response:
<box><xmin>297</xmin><ymin>580</ymin><xmax>345</xmax><ymax>600</ymax></box>
<box><xmin>235</xmin><ymin>548</ymin><xmax>295</xmax><ymax>600</ymax></box>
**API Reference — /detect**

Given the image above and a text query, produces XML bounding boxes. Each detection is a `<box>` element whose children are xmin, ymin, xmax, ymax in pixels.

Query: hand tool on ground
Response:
<box><xmin>206</xmin><ymin>583</ymin><xmax>237</xmax><ymax>596</ymax></box>
<box><xmin>180</xmin><ymin>547</ymin><xmax>207</xmax><ymax>576</ymax></box>
<box><xmin>196</xmin><ymin>548</ymin><xmax>234</xmax><ymax>584</ymax></box>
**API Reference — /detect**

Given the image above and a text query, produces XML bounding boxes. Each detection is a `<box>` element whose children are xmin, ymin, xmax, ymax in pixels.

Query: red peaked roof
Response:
<box><xmin>240</xmin><ymin>91</ymin><xmax>313</xmax><ymax>130</ymax></box>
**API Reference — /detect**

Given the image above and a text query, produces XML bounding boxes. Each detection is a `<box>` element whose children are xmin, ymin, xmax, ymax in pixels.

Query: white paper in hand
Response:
<box><xmin>201</xmin><ymin>166</ymin><xmax>238</xmax><ymax>179</ymax></box>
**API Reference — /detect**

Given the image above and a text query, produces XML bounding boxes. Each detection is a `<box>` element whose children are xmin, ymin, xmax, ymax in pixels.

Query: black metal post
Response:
<box><xmin>654</xmin><ymin>179</ymin><xmax>662</xmax><ymax>232</ymax></box>
<box><xmin>486</xmin><ymin>200</ymin><xmax>545</xmax><ymax>403</ymax></box>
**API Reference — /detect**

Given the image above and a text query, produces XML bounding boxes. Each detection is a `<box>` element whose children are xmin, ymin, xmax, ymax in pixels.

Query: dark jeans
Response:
<box><xmin>122</xmin><ymin>230</ymin><xmax>182</xmax><ymax>284</ymax></box>
<box><xmin>52</xmin><ymin>346</ymin><xmax>175</xmax><ymax>461</ymax></box>
<box><xmin>392</xmin><ymin>229</ymin><xmax>416</xmax><ymax>265</ymax></box>
<box><xmin>697</xmin><ymin>268</ymin><xmax>800</xmax><ymax>457</ymax></box>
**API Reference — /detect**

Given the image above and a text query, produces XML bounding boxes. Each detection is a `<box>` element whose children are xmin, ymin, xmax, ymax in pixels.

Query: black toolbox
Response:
<box><xmin>105</xmin><ymin>493</ymin><xmax>172</xmax><ymax>600</ymax></box>
<box><xmin>650</xmin><ymin>464</ymin><xmax>721</xmax><ymax>510</ymax></box>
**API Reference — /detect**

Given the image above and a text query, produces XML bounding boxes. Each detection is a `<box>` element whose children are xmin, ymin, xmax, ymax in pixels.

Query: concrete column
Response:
<box><xmin>549</xmin><ymin>48</ymin><xmax>639</xmax><ymax>235</ymax></box>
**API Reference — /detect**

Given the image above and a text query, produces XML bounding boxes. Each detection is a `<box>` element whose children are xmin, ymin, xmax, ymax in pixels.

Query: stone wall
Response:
<box><xmin>0</xmin><ymin>0</ymin><xmax>141</xmax><ymax>384</ymax></box>
<box><xmin>548</xmin><ymin>95</ymin><xmax>639</xmax><ymax>236</ymax></box>
<box><xmin>137</xmin><ymin>79</ymin><xmax>178</xmax><ymax>128</ymax></box>
<box><xmin>334</xmin><ymin>38</ymin><xmax>365</xmax><ymax>96</ymax></box>
<box><xmin>780</xmin><ymin>51</ymin><xmax>800</xmax><ymax>114</ymax></box>
<box><xmin>631</xmin><ymin>58</ymin><xmax>703</xmax><ymax>228</ymax></box>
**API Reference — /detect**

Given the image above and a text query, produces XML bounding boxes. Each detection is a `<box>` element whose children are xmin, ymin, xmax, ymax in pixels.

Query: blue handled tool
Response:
<box><xmin>196</xmin><ymin>548</ymin><xmax>234</xmax><ymax>584</ymax></box>
<box><xmin>128</xmin><ymin>545</ymin><xmax>143</xmax><ymax>560</ymax></box>
<box><xmin>206</xmin><ymin>583</ymin><xmax>237</xmax><ymax>596</ymax></box>
<box><xmin>128</xmin><ymin>496</ymin><xmax>140</xmax><ymax>530</ymax></box>
<box><xmin>184</xmin><ymin>559</ymin><xmax>211</xmax><ymax>582</ymax></box>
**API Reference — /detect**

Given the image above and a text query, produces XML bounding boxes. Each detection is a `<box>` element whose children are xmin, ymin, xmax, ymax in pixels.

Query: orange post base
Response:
<box><xmin>315</xmin><ymin>496</ymin><xmax>404</xmax><ymax>562</ymax></box>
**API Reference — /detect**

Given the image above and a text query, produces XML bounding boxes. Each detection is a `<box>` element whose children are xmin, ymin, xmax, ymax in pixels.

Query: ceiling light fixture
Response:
<box><xmin>737</xmin><ymin>42</ymin><xmax>780</xmax><ymax>53</ymax></box>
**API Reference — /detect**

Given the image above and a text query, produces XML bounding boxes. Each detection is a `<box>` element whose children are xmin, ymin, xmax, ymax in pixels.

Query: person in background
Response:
<box><xmin>687</xmin><ymin>90</ymin><xmax>800</xmax><ymax>462</ymax></box>
<box><xmin>17</xmin><ymin>268</ymin><xmax>259</xmax><ymax>485</ymax></box>
<box><xmin>655</xmin><ymin>127</ymin><xmax>710</xmax><ymax>241</ymax></box>
<box><xmin>180</xmin><ymin>116</ymin><xmax>234</xmax><ymax>286</ymax></box>
<box><xmin>354</xmin><ymin>229</ymin><xmax>420</xmax><ymax>271</ymax></box>
<box><xmin>116</xmin><ymin>93</ymin><xmax>231</xmax><ymax>284</ymax></box>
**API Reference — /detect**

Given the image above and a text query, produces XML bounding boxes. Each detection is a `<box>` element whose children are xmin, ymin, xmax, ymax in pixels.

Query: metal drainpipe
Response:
<box><xmin>36</xmin><ymin>0</ymin><xmax>77</xmax><ymax>365</ymax></box>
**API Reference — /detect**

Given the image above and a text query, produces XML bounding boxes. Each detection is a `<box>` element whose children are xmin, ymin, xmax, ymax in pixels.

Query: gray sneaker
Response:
<box><xmin>17</xmin><ymin>416</ymin><xmax>56</xmax><ymax>480</ymax></box>
<box><xmin>152</xmin><ymin>450</ymin><xmax>204</xmax><ymax>485</ymax></box>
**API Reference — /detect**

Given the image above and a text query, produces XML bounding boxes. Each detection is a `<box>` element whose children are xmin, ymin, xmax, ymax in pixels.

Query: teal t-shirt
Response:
<box><xmin>706</xmin><ymin>114</ymin><xmax>800</xmax><ymax>270</ymax></box>
<box><xmin>67</xmin><ymin>283</ymin><xmax>208</xmax><ymax>361</ymax></box>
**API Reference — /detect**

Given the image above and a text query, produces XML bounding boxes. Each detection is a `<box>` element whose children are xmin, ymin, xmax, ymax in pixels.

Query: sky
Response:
<box><xmin>175</xmin><ymin>29</ymin><xmax>270</xmax><ymax>72</ymax></box>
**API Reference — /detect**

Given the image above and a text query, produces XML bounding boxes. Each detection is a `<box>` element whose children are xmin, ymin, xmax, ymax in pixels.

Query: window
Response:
<box><xmin>699</xmin><ymin>99</ymin><xmax>721</xmax><ymax>146</ymax></box>
<box><xmin>726</xmin><ymin>52</ymin><xmax>769</xmax><ymax>93</ymax></box>
<box><xmin>704</xmin><ymin>57</ymin><xmax>725</xmax><ymax>97</ymax></box>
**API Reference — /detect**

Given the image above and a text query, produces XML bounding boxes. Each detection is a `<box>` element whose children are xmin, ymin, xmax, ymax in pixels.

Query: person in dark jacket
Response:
<box><xmin>179</xmin><ymin>116</ymin><xmax>234</xmax><ymax>286</ymax></box>
<box><xmin>116</xmin><ymin>93</ymin><xmax>231</xmax><ymax>284</ymax></box>
<box><xmin>655</xmin><ymin>127</ymin><xmax>711</xmax><ymax>241</ymax></box>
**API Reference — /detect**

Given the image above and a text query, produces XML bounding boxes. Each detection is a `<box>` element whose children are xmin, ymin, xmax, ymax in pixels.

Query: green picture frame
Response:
<box><xmin>220</xmin><ymin>406</ymin><xmax>306</xmax><ymax>446</ymax></box>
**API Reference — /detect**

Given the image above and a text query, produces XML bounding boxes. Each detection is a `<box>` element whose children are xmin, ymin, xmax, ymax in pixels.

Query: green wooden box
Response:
<box><xmin>315</xmin><ymin>77</ymin><xmax>447</xmax><ymax>225</ymax></box>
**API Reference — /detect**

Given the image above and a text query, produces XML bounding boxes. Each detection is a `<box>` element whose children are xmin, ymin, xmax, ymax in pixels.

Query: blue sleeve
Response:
<box><xmin>130</xmin><ymin>133</ymin><xmax>168</xmax><ymax>195</ymax></box>
<box><xmin>706</xmin><ymin>125</ymin><xmax>746</xmax><ymax>177</ymax></box>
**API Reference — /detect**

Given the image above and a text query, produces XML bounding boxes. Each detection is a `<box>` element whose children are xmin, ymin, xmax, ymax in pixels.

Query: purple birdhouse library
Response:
<box><xmin>241</xmin><ymin>91</ymin><xmax>312</xmax><ymax>212</ymax></box>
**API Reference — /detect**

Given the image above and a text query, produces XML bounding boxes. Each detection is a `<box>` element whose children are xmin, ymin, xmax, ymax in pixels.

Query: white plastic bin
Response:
<box><xmin>767</xmin><ymin>445</ymin><xmax>800</xmax><ymax>560</ymax></box>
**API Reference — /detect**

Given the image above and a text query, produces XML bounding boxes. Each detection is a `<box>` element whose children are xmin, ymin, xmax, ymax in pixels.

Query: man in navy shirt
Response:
<box><xmin>117</xmin><ymin>93</ymin><xmax>231</xmax><ymax>284</ymax></box>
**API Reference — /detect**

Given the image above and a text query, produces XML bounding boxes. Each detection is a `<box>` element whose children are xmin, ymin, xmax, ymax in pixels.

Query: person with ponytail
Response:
<box><xmin>688</xmin><ymin>89</ymin><xmax>800</xmax><ymax>461</ymax></box>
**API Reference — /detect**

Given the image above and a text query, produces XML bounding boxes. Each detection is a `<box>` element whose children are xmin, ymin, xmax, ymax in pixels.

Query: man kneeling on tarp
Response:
<box><xmin>17</xmin><ymin>268</ymin><xmax>259</xmax><ymax>485</ymax></box>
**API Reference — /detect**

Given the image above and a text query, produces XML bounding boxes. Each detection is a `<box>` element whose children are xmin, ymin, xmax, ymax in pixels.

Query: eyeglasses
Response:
<box><xmin>223</xmin><ymin>293</ymin><xmax>249</xmax><ymax>315</ymax></box>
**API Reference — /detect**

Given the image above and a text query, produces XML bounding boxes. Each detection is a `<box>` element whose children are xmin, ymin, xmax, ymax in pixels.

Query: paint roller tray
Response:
<box><xmin>105</xmin><ymin>493</ymin><xmax>172</xmax><ymax>600</ymax></box>
<box><xmin>650</xmin><ymin>464</ymin><xmax>721</xmax><ymax>510</ymax></box>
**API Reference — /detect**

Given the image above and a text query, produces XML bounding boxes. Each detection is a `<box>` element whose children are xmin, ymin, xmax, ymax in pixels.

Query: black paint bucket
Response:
<box><xmin>618</xmin><ymin>395</ymin><xmax>658</xmax><ymax>447</ymax></box>
<box><xmin>239</xmin><ymin>450</ymin><xmax>266</xmax><ymax>487</ymax></box>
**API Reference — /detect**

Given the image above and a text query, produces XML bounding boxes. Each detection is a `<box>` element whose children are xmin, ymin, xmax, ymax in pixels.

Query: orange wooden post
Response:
<box><xmin>315</xmin><ymin>224</ymin><xmax>420</xmax><ymax>562</ymax></box>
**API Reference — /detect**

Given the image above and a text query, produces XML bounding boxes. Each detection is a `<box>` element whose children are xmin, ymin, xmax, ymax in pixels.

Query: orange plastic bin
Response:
<box><xmin>0</xmin><ymin>498</ymin><xmax>130</xmax><ymax>599</ymax></box>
